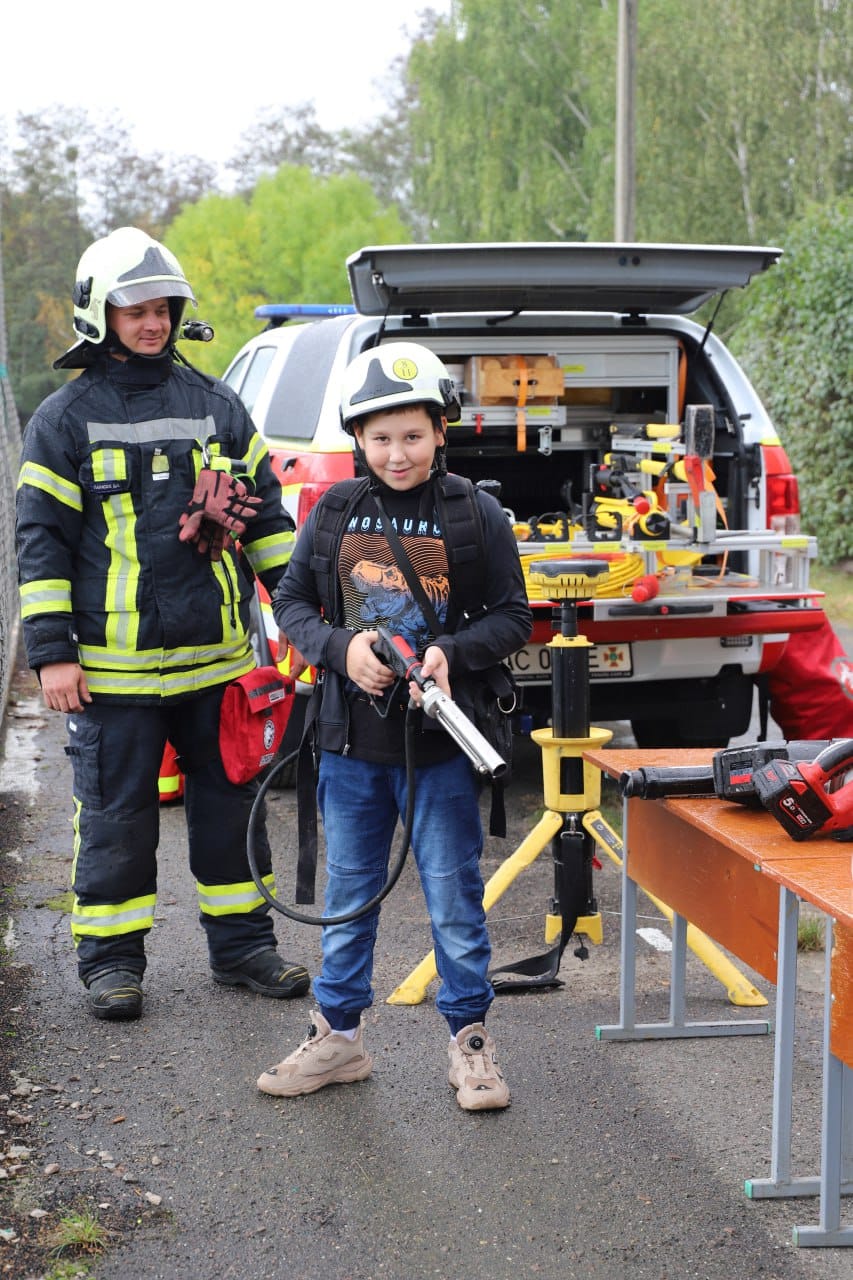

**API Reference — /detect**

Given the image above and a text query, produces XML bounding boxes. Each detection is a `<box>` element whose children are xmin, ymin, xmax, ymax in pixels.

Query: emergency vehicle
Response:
<box><xmin>222</xmin><ymin>243</ymin><xmax>824</xmax><ymax>748</ymax></box>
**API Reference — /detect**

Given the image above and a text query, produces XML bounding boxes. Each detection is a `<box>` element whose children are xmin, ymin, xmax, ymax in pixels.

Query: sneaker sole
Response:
<box><xmin>212</xmin><ymin>968</ymin><xmax>310</xmax><ymax>999</ymax></box>
<box><xmin>258</xmin><ymin>1055</ymin><xmax>374</xmax><ymax>1097</ymax></box>
<box><xmin>451</xmin><ymin>1086</ymin><xmax>510</xmax><ymax>1111</ymax></box>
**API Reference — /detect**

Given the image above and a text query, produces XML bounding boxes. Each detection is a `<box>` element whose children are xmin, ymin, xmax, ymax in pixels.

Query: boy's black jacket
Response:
<box><xmin>272</xmin><ymin>473</ymin><xmax>532</xmax><ymax>758</ymax></box>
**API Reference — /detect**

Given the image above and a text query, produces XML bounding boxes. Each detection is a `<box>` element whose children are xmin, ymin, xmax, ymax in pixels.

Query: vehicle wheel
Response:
<box><xmin>630</xmin><ymin>718</ymin><xmax>729</xmax><ymax>749</ymax></box>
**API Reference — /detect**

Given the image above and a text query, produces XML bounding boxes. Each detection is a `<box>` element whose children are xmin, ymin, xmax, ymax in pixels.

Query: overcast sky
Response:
<box><xmin>1</xmin><ymin>1</ymin><xmax>451</xmax><ymax>174</ymax></box>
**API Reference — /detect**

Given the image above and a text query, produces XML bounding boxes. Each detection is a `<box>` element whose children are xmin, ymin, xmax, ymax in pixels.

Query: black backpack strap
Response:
<box><xmin>294</xmin><ymin>687</ymin><xmax>322</xmax><ymax>903</ymax></box>
<box><xmin>434</xmin><ymin>475</ymin><xmax>512</xmax><ymax>839</ymax></box>
<box><xmin>434</xmin><ymin>474</ymin><xmax>488</xmax><ymax>628</ymax></box>
<box><xmin>308</xmin><ymin>476</ymin><xmax>370</xmax><ymax>617</ymax></box>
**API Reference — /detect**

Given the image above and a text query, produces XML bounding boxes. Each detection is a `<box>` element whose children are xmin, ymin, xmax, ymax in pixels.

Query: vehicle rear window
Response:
<box><xmin>221</xmin><ymin>351</ymin><xmax>249</xmax><ymax>395</ymax></box>
<box><xmin>263</xmin><ymin>316</ymin><xmax>354</xmax><ymax>440</ymax></box>
<box><xmin>238</xmin><ymin>345</ymin><xmax>277</xmax><ymax>417</ymax></box>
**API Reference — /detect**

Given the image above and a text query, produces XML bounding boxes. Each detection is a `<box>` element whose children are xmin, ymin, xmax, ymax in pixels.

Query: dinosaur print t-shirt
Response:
<box><xmin>337</xmin><ymin>480</ymin><xmax>458</xmax><ymax>765</ymax></box>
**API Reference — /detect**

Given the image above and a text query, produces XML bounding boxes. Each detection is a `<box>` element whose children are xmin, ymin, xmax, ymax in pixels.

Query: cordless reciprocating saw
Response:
<box><xmin>619</xmin><ymin>739</ymin><xmax>853</xmax><ymax>842</ymax></box>
<box><xmin>370</xmin><ymin>626</ymin><xmax>507</xmax><ymax>780</ymax></box>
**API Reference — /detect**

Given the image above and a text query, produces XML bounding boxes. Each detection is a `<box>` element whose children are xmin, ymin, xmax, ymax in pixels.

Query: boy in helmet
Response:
<box><xmin>15</xmin><ymin>227</ymin><xmax>309</xmax><ymax>1020</ymax></box>
<box><xmin>257</xmin><ymin>342</ymin><xmax>532</xmax><ymax>1110</ymax></box>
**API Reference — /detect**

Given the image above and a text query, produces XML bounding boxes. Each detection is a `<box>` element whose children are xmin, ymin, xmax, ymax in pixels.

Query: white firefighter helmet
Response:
<box><xmin>339</xmin><ymin>342</ymin><xmax>461</xmax><ymax>433</ymax></box>
<box><xmin>70</xmin><ymin>226</ymin><xmax>196</xmax><ymax>345</ymax></box>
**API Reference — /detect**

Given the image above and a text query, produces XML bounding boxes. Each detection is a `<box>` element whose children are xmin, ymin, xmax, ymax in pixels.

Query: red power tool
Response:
<box><xmin>751</xmin><ymin>738</ymin><xmax>853</xmax><ymax>841</ymax></box>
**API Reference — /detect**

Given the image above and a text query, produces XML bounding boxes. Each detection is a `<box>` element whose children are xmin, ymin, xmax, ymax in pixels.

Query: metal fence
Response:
<box><xmin>0</xmin><ymin>219</ymin><xmax>22</xmax><ymax>719</ymax></box>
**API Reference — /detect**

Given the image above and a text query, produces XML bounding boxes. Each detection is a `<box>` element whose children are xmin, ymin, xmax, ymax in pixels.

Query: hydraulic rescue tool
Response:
<box><xmin>619</xmin><ymin>740</ymin><xmax>836</xmax><ymax>802</ymax></box>
<box><xmin>370</xmin><ymin>627</ymin><xmax>507</xmax><ymax>780</ymax></box>
<box><xmin>247</xmin><ymin>627</ymin><xmax>507</xmax><ymax>926</ymax></box>
<box><xmin>619</xmin><ymin>738</ymin><xmax>853</xmax><ymax>842</ymax></box>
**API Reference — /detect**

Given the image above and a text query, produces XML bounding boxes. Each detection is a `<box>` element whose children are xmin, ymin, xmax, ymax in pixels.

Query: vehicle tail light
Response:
<box><xmin>762</xmin><ymin>445</ymin><xmax>800</xmax><ymax>534</ymax></box>
<box><xmin>296</xmin><ymin>481</ymin><xmax>334</xmax><ymax>529</ymax></box>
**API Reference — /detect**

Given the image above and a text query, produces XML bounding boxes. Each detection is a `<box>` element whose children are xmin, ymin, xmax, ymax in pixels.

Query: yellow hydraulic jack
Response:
<box><xmin>387</xmin><ymin>558</ymin><xmax>766</xmax><ymax>1007</ymax></box>
<box><xmin>389</xmin><ymin>559</ymin><xmax>611</xmax><ymax>1002</ymax></box>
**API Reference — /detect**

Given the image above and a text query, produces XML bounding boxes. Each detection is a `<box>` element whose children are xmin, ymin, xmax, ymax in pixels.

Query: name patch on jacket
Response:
<box><xmin>85</xmin><ymin>479</ymin><xmax>127</xmax><ymax>496</ymax></box>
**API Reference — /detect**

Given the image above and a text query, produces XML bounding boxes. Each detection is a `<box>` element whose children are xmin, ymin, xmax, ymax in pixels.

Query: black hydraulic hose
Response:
<box><xmin>246</xmin><ymin>709</ymin><xmax>419</xmax><ymax>926</ymax></box>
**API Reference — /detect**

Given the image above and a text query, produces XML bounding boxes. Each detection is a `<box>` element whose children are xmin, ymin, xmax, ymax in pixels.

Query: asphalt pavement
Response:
<box><xmin>1</xmin><ymin>650</ymin><xmax>851</xmax><ymax>1280</ymax></box>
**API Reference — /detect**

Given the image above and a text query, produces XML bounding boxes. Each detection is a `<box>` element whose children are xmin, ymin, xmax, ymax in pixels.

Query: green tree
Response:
<box><xmin>166</xmin><ymin>165</ymin><xmax>412</xmax><ymax>374</ymax></box>
<box><xmin>228</xmin><ymin>103</ymin><xmax>342</xmax><ymax>191</ymax></box>
<box><xmin>0</xmin><ymin>110</ymin><xmax>88</xmax><ymax>418</ymax></box>
<box><xmin>407</xmin><ymin>0</ymin><xmax>606</xmax><ymax>241</ymax></box>
<box><xmin>729</xmin><ymin>198</ymin><xmax>852</xmax><ymax>563</ymax></box>
<box><xmin>229</xmin><ymin>85</ymin><xmax>425</xmax><ymax>235</ymax></box>
<box><xmin>0</xmin><ymin>106</ymin><xmax>223</xmax><ymax>418</ymax></box>
<box><xmin>82</xmin><ymin>119</ymin><xmax>217</xmax><ymax>239</ymax></box>
<box><xmin>404</xmin><ymin>0</ymin><xmax>851</xmax><ymax>245</ymax></box>
<box><xmin>633</xmin><ymin>0</ymin><xmax>852</xmax><ymax>244</ymax></box>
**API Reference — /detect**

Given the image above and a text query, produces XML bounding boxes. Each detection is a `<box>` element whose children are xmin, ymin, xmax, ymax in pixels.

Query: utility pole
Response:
<box><xmin>614</xmin><ymin>0</ymin><xmax>637</xmax><ymax>241</ymax></box>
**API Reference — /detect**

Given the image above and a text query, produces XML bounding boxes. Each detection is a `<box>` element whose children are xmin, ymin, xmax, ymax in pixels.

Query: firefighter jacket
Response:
<box><xmin>16</xmin><ymin>352</ymin><xmax>294</xmax><ymax>702</ymax></box>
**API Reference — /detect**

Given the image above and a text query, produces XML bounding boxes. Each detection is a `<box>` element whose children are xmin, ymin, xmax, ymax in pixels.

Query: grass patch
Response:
<box><xmin>44</xmin><ymin>1260</ymin><xmax>98</xmax><ymax>1280</ymax></box>
<box><xmin>42</xmin><ymin>892</ymin><xmax>75</xmax><ymax>913</ymax></box>
<box><xmin>797</xmin><ymin>915</ymin><xmax>825</xmax><ymax>953</ymax></box>
<box><xmin>46</xmin><ymin>1208</ymin><xmax>110</xmax><ymax>1259</ymax></box>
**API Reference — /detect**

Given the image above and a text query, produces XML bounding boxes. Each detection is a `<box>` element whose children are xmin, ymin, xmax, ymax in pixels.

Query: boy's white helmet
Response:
<box><xmin>71</xmin><ymin>226</ymin><xmax>196</xmax><ymax>344</ymax></box>
<box><xmin>339</xmin><ymin>342</ymin><xmax>461</xmax><ymax>432</ymax></box>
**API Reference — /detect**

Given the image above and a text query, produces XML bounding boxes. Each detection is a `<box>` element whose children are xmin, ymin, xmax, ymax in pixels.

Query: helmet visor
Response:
<box><xmin>107</xmin><ymin>278</ymin><xmax>196</xmax><ymax>308</ymax></box>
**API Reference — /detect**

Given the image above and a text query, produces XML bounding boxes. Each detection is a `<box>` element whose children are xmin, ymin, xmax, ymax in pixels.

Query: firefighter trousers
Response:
<box><xmin>64</xmin><ymin>685</ymin><xmax>277</xmax><ymax>984</ymax></box>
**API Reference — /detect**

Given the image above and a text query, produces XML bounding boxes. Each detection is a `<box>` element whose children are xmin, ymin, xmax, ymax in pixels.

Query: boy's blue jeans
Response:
<box><xmin>314</xmin><ymin>750</ymin><xmax>494</xmax><ymax>1033</ymax></box>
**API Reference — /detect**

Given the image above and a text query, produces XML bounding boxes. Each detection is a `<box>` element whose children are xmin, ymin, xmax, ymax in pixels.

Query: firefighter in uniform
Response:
<box><xmin>15</xmin><ymin>227</ymin><xmax>309</xmax><ymax>1020</ymax></box>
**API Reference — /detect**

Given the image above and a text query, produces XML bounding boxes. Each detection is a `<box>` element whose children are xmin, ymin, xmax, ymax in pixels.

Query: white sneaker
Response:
<box><xmin>448</xmin><ymin>1023</ymin><xmax>510</xmax><ymax>1111</ymax></box>
<box><xmin>257</xmin><ymin>1011</ymin><xmax>373</xmax><ymax>1097</ymax></box>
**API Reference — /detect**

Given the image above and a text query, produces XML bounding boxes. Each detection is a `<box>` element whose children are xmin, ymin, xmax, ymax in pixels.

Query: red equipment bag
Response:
<box><xmin>219</xmin><ymin>666</ymin><xmax>295</xmax><ymax>785</ymax></box>
<box><xmin>768</xmin><ymin>617</ymin><xmax>853</xmax><ymax>740</ymax></box>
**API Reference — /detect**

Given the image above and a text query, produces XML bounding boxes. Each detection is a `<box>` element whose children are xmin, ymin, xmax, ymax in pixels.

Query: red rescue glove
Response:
<box><xmin>178</xmin><ymin>467</ymin><xmax>262</xmax><ymax>550</ymax></box>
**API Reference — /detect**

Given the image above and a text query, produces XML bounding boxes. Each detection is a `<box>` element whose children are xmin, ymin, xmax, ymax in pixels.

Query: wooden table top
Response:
<box><xmin>585</xmin><ymin>746</ymin><xmax>853</xmax><ymax>929</ymax></box>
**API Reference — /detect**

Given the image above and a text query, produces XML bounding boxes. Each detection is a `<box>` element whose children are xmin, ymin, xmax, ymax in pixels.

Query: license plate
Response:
<box><xmin>507</xmin><ymin>642</ymin><xmax>633</xmax><ymax>683</ymax></box>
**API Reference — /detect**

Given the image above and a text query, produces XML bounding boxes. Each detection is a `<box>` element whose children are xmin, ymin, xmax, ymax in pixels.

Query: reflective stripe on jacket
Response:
<box><xmin>16</xmin><ymin>356</ymin><xmax>294</xmax><ymax>700</ymax></box>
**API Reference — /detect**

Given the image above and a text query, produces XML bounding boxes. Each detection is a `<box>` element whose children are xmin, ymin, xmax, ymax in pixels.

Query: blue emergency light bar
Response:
<box><xmin>254</xmin><ymin>303</ymin><xmax>356</xmax><ymax>325</ymax></box>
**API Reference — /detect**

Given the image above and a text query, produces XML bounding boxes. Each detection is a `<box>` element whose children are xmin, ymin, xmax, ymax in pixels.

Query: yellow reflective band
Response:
<box><xmin>103</xmin><ymin>494</ymin><xmax>140</xmax><ymax>651</ymax></box>
<box><xmin>158</xmin><ymin>774</ymin><xmax>182</xmax><ymax>795</ymax></box>
<box><xmin>92</xmin><ymin>446</ymin><xmax>127</xmax><ymax>485</ymax></box>
<box><xmin>77</xmin><ymin>638</ymin><xmax>254</xmax><ymax>672</ymax></box>
<box><xmin>245</xmin><ymin>531</ymin><xmax>295</xmax><ymax>574</ymax></box>
<box><xmin>210</xmin><ymin>555</ymin><xmax>243</xmax><ymax>643</ymax></box>
<box><xmin>18</xmin><ymin>461</ymin><xmax>83</xmax><ymax>511</ymax></box>
<box><xmin>242</xmin><ymin>433</ymin><xmax>269</xmax><ymax>480</ymax></box>
<box><xmin>80</xmin><ymin>651</ymin><xmax>256</xmax><ymax>699</ymax></box>
<box><xmin>20</xmin><ymin>579</ymin><xmax>73</xmax><ymax>618</ymax></box>
<box><xmin>196</xmin><ymin>874</ymin><xmax>276</xmax><ymax>917</ymax></box>
<box><xmin>70</xmin><ymin>893</ymin><xmax>156</xmax><ymax>938</ymax></box>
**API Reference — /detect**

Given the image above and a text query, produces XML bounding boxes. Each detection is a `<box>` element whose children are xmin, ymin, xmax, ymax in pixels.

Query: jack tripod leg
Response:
<box><xmin>386</xmin><ymin>809</ymin><xmax>564</xmax><ymax>1005</ymax></box>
